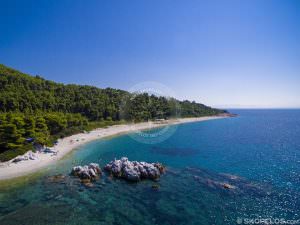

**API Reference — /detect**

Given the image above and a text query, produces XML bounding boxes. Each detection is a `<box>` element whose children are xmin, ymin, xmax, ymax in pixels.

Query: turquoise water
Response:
<box><xmin>1</xmin><ymin>110</ymin><xmax>300</xmax><ymax>225</ymax></box>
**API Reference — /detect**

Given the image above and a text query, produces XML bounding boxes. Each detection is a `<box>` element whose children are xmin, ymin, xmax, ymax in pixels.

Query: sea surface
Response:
<box><xmin>1</xmin><ymin>110</ymin><xmax>300</xmax><ymax>225</ymax></box>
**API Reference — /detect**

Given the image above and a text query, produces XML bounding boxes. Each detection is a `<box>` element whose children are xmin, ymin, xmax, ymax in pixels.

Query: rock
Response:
<box><xmin>152</xmin><ymin>184</ymin><xmax>160</xmax><ymax>190</ymax></box>
<box><xmin>12</xmin><ymin>150</ymin><xmax>39</xmax><ymax>163</ymax></box>
<box><xmin>145</xmin><ymin>164</ymin><xmax>160</xmax><ymax>180</ymax></box>
<box><xmin>12</xmin><ymin>155</ymin><xmax>28</xmax><ymax>163</ymax></box>
<box><xmin>71</xmin><ymin>163</ymin><xmax>102</xmax><ymax>183</ymax></box>
<box><xmin>79</xmin><ymin>167</ymin><xmax>91</xmax><ymax>180</ymax></box>
<box><xmin>83</xmin><ymin>182</ymin><xmax>94</xmax><ymax>188</ymax></box>
<box><xmin>89</xmin><ymin>163</ymin><xmax>101</xmax><ymax>173</ymax></box>
<box><xmin>47</xmin><ymin>174</ymin><xmax>66</xmax><ymax>183</ymax></box>
<box><xmin>154</xmin><ymin>163</ymin><xmax>165</xmax><ymax>173</ymax></box>
<box><xmin>193</xmin><ymin>174</ymin><xmax>236</xmax><ymax>191</ymax></box>
<box><xmin>28</xmin><ymin>151</ymin><xmax>38</xmax><ymax>160</ymax></box>
<box><xmin>12</xmin><ymin>156</ymin><xmax>24</xmax><ymax>163</ymax></box>
<box><xmin>123</xmin><ymin>165</ymin><xmax>140</xmax><ymax>181</ymax></box>
<box><xmin>104</xmin><ymin>157</ymin><xmax>166</xmax><ymax>182</ymax></box>
<box><xmin>71</xmin><ymin>166</ymin><xmax>83</xmax><ymax>175</ymax></box>
<box><xmin>105</xmin><ymin>159</ymin><xmax>119</xmax><ymax>176</ymax></box>
<box><xmin>121</xmin><ymin>157</ymin><xmax>128</xmax><ymax>162</ymax></box>
<box><xmin>222</xmin><ymin>183</ymin><xmax>235</xmax><ymax>189</ymax></box>
<box><xmin>88</xmin><ymin>168</ymin><xmax>97</xmax><ymax>177</ymax></box>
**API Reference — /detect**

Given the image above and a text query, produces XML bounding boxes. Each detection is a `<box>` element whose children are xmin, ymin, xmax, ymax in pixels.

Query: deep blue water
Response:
<box><xmin>1</xmin><ymin>110</ymin><xmax>300</xmax><ymax>225</ymax></box>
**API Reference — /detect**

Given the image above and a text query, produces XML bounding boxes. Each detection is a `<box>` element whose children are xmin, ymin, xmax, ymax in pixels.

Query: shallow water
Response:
<box><xmin>1</xmin><ymin>110</ymin><xmax>300</xmax><ymax>225</ymax></box>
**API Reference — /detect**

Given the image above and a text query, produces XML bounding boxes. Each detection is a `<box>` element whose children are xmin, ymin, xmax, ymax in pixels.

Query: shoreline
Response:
<box><xmin>0</xmin><ymin>115</ymin><xmax>230</xmax><ymax>181</ymax></box>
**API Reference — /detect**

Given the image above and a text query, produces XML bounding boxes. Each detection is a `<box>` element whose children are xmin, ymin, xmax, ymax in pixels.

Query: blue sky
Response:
<box><xmin>1</xmin><ymin>0</ymin><xmax>300</xmax><ymax>108</ymax></box>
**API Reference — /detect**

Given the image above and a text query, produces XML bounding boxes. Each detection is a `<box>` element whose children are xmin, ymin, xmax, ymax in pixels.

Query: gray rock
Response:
<box><xmin>71</xmin><ymin>166</ymin><xmax>83</xmax><ymax>175</ymax></box>
<box><xmin>123</xmin><ymin>166</ymin><xmax>140</xmax><ymax>181</ymax></box>
<box><xmin>88</xmin><ymin>168</ymin><xmax>97</xmax><ymax>177</ymax></box>
<box><xmin>105</xmin><ymin>157</ymin><xmax>165</xmax><ymax>182</ymax></box>
<box><xmin>105</xmin><ymin>159</ymin><xmax>122</xmax><ymax>176</ymax></box>
<box><xmin>71</xmin><ymin>163</ymin><xmax>101</xmax><ymax>182</ymax></box>
<box><xmin>12</xmin><ymin>156</ymin><xmax>24</xmax><ymax>163</ymax></box>
<box><xmin>28</xmin><ymin>151</ymin><xmax>38</xmax><ymax>160</ymax></box>
<box><xmin>89</xmin><ymin>163</ymin><xmax>101</xmax><ymax>173</ymax></box>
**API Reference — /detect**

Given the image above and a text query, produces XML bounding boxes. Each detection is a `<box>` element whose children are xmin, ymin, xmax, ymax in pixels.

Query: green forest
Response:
<box><xmin>0</xmin><ymin>64</ymin><xmax>226</xmax><ymax>161</ymax></box>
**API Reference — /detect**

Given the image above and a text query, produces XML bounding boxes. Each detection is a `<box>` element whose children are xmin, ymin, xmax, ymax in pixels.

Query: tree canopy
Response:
<box><xmin>0</xmin><ymin>64</ymin><xmax>226</xmax><ymax>161</ymax></box>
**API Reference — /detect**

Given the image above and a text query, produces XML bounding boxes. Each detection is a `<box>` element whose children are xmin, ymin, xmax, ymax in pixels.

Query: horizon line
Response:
<box><xmin>217</xmin><ymin>107</ymin><xmax>300</xmax><ymax>110</ymax></box>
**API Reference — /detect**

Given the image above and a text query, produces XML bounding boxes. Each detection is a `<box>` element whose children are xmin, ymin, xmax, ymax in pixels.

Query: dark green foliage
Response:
<box><xmin>0</xmin><ymin>64</ymin><xmax>127</xmax><ymax>120</ymax></box>
<box><xmin>0</xmin><ymin>112</ymin><xmax>88</xmax><ymax>161</ymax></box>
<box><xmin>0</xmin><ymin>64</ymin><xmax>224</xmax><ymax>120</ymax></box>
<box><xmin>0</xmin><ymin>144</ymin><xmax>32</xmax><ymax>162</ymax></box>
<box><xmin>0</xmin><ymin>64</ymin><xmax>225</xmax><ymax>161</ymax></box>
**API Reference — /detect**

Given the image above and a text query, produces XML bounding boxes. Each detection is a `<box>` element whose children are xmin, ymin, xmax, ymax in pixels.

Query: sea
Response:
<box><xmin>0</xmin><ymin>109</ymin><xmax>300</xmax><ymax>225</ymax></box>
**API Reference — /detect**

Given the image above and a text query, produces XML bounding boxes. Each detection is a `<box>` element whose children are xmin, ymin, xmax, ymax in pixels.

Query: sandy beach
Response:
<box><xmin>0</xmin><ymin>116</ymin><xmax>228</xmax><ymax>181</ymax></box>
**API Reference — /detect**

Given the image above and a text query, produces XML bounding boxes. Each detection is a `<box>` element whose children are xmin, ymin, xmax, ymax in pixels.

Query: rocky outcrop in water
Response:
<box><xmin>104</xmin><ymin>157</ymin><xmax>165</xmax><ymax>181</ymax></box>
<box><xmin>71</xmin><ymin>163</ymin><xmax>102</xmax><ymax>182</ymax></box>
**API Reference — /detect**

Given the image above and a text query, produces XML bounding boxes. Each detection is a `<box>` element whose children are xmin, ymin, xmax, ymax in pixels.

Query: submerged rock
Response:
<box><xmin>187</xmin><ymin>167</ymin><xmax>273</xmax><ymax>196</ymax></box>
<box><xmin>104</xmin><ymin>157</ymin><xmax>165</xmax><ymax>182</ymax></box>
<box><xmin>71</xmin><ymin>163</ymin><xmax>102</xmax><ymax>182</ymax></box>
<box><xmin>47</xmin><ymin>174</ymin><xmax>66</xmax><ymax>183</ymax></box>
<box><xmin>222</xmin><ymin>183</ymin><xmax>235</xmax><ymax>189</ymax></box>
<box><xmin>152</xmin><ymin>184</ymin><xmax>160</xmax><ymax>190</ymax></box>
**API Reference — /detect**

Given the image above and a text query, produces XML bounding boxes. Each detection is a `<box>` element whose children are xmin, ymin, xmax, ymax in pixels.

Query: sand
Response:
<box><xmin>0</xmin><ymin>116</ymin><xmax>228</xmax><ymax>181</ymax></box>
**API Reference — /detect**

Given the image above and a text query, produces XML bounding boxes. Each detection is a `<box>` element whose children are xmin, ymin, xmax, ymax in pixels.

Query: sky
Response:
<box><xmin>0</xmin><ymin>0</ymin><xmax>300</xmax><ymax>108</ymax></box>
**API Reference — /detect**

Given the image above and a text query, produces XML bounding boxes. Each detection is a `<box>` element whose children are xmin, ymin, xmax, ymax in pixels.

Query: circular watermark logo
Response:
<box><xmin>119</xmin><ymin>81</ymin><xmax>181</xmax><ymax>144</ymax></box>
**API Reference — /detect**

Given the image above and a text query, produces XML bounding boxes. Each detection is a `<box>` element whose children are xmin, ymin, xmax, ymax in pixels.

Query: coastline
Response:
<box><xmin>0</xmin><ymin>115</ymin><xmax>229</xmax><ymax>181</ymax></box>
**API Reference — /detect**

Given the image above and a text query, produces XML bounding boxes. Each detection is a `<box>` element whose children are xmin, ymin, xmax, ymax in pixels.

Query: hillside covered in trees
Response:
<box><xmin>0</xmin><ymin>64</ymin><xmax>226</xmax><ymax>161</ymax></box>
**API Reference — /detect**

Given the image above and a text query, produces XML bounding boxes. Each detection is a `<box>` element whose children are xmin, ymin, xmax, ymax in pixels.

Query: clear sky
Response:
<box><xmin>1</xmin><ymin>0</ymin><xmax>300</xmax><ymax>108</ymax></box>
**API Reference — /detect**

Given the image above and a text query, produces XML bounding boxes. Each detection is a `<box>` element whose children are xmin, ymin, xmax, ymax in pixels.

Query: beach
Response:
<box><xmin>1</xmin><ymin>110</ymin><xmax>299</xmax><ymax>225</ymax></box>
<box><xmin>0</xmin><ymin>116</ymin><xmax>228</xmax><ymax>181</ymax></box>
